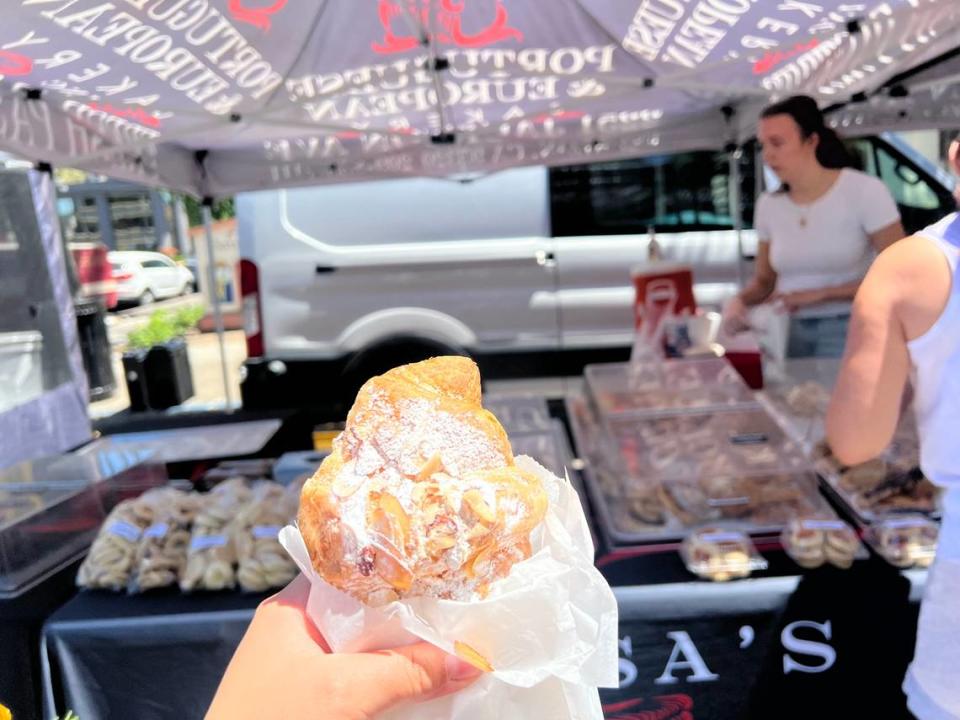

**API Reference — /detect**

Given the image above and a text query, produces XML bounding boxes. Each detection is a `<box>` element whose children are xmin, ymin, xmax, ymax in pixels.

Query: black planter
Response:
<box><xmin>144</xmin><ymin>339</ymin><xmax>194</xmax><ymax>409</ymax></box>
<box><xmin>122</xmin><ymin>350</ymin><xmax>151</xmax><ymax>412</ymax></box>
<box><xmin>122</xmin><ymin>340</ymin><xmax>194</xmax><ymax>411</ymax></box>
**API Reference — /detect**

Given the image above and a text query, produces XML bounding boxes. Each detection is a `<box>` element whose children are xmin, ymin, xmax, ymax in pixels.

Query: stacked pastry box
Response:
<box><xmin>76</xmin><ymin>464</ymin><xmax>309</xmax><ymax>595</ymax></box>
<box><xmin>568</xmin><ymin>358</ymin><xmax>866</xmax><ymax>581</ymax></box>
<box><xmin>761</xmin><ymin>370</ymin><xmax>940</xmax><ymax>571</ymax></box>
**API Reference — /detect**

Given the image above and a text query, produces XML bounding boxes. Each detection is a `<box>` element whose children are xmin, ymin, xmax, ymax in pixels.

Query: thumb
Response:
<box><xmin>345</xmin><ymin>641</ymin><xmax>484</xmax><ymax>718</ymax></box>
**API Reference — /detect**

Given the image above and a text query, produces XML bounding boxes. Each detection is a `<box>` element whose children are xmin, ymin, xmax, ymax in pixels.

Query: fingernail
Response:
<box><xmin>446</xmin><ymin>655</ymin><xmax>483</xmax><ymax>682</ymax></box>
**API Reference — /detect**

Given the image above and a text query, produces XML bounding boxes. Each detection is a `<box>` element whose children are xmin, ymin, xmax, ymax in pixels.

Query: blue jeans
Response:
<box><xmin>787</xmin><ymin>314</ymin><xmax>850</xmax><ymax>358</ymax></box>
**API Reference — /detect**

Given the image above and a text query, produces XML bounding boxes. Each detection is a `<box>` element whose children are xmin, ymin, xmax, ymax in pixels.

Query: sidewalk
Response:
<box><xmin>89</xmin><ymin>330</ymin><xmax>247</xmax><ymax>418</ymax></box>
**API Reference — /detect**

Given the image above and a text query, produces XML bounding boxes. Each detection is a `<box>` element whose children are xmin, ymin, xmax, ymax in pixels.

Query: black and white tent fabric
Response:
<box><xmin>1</xmin><ymin>0</ymin><xmax>959</xmax><ymax>196</ymax></box>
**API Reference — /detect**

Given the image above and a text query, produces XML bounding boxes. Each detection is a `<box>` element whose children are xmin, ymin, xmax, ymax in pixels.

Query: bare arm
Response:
<box><xmin>826</xmin><ymin>236</ymin><xmax>948</xmax><ymax>465</ymax></box>
<box><xmin>825</xmin><ymin>257</ymin><xmax>909</xmax><ymax>464</ymax></box>
<box><xmin>738</xmin><ymin>241</ymin><xmax>777</xmax><ymax>306</ymax></box>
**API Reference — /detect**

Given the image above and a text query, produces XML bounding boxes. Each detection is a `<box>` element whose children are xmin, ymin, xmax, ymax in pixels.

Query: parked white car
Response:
<box><xmin>108</xmin><ymin>251</ymin><xmax>195</xmax><ymax>306</ymax></box>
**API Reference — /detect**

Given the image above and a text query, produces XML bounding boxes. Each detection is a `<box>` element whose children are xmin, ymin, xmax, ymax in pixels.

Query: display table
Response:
<box><xmin>1</xmin><ymin>559</ymin><xmax>82</xmax><ymax>720</ymax></box>
<box><xmin>36</xmin><ymin>371</ymin><xmax>933</xmax><ymax>720</ymax></box>
<box><xmin>40</xmin><ymin>552</ymin><xmax>924</xmax><ymax>720</ymax></box>
<box><xmin>41</xmin><ymin>589</ymin><xmax>271</xmax><ymax>720</ymax></box>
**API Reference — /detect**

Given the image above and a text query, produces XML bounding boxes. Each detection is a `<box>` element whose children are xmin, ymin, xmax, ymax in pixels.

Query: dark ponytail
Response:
<box><xmin>761</xmin><ymin>95</ymin><xmax>854</xmax><ymax>170</ymax></box>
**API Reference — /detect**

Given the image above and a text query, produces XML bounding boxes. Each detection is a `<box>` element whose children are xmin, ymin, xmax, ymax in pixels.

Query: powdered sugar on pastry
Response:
<box><xmin>298</xmin><ymin>356</ymin><xmax>548</xmax><ymax>605</ymax></box>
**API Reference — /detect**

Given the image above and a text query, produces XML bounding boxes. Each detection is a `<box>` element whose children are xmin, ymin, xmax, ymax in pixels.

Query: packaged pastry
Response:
<box><xmin>129</xmin><ymin>489</ymin><xmax>201</xmax><ymax>592</ymax></box>
<box><xmin>866</xmin><ymin>515</ymin><xmax>939</xmax><ymax>568</ymax></box>
<box><xmin>77</xmin><ymin>489</ymin><xmax>167</xmax><ymax>591</ymax></box>
<box><xmin>180</xmin><ymin>478</ymin><xmax>250</xmax><ymax>591</ymax></box>
<box><xmin>296</xmin><ymin>356</ymin><xmax>548</xmax><ymax>605</ymax></box>
<box><xmin>680</xmin><ymin>526</ymin><xmax>766</xmax><ymax>582</ymax></box>
<box><xmin>781</xmin><ymin>517</ymin><xmax>862</xmax><ymax>570</ymax></box>
<box><xmin>280</xmin><ymin>358</ymin><xmax>619</xmax><ymax>719</ymax></box>
<box><xmin>235</xmin><ymin>482</ymin><xmax>298</xmax><ymax>592</ymax></box>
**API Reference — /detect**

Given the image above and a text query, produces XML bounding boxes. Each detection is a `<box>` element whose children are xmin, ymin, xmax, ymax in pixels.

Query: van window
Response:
<box><xmin>550</xmin><ymin>151</ymin><xmax>755</xmax><ymax>237</ymax></box>
<box><xmin>852</xmin><ymin>137</ymin><xmax>954</xmax><ymax>234</ymax></box>
<box><xmin>282</xmin><ymin>166</ymin><xmax>549</xmax><ymax>247</ymax></box>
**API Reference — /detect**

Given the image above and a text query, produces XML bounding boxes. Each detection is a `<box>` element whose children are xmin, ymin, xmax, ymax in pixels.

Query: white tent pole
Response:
<box><xmin>729</xmin><ymin>148</ymin><xmax>746</xmax><ymax>290</ymax></box>
<box><xmin>202</xmin><ymin>202</ymin><xmax>232</xmax><ymax>409</ymax></box>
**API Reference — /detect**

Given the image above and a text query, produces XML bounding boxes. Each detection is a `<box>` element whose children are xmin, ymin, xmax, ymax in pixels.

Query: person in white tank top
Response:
<box><xmin>827</xmin><ymin>136</ymin><xmax>960</xmax><ymax>720</ymax></box>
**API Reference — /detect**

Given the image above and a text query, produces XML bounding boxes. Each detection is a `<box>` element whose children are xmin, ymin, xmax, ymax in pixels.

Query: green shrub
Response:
<box><xmin>126</xmin><ymin>305</ymin><xmax>205</xmax><ymax>351</ymax></box>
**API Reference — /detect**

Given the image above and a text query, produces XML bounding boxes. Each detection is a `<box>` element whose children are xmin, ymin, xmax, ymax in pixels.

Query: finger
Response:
<box><xmin>343</xmin><ymin>641</ymin><xmax>484</xmax><ymax>718</ymax></box>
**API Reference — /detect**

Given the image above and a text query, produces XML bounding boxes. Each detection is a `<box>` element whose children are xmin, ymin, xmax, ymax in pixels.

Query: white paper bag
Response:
<box><xmin>279</xmin><ymin>456</ymin><xmax>620</xmax><ymax>719</ymax></box>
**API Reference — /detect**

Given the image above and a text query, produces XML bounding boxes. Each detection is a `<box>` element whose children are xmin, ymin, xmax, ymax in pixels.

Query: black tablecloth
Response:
<box><xmin>0</xmin><ymin>559</ymin><xmax>82</xmax><ymax>720</ymax></box>
<box><xmin>41</xmin><ymin>553</ymin><xmax>925</xmax><ymax>720</ymax></box>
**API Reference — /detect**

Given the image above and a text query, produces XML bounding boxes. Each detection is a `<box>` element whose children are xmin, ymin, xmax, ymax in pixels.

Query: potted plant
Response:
<box><xmin>122</xmin><ymin>305</ymin><xmax>204</xmax><ymax>411</ymax></box>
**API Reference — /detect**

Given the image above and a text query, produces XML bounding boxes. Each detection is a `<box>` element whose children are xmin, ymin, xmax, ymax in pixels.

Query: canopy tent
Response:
<box><xmin>0</xmin><ymin>0</ymin><xmax>958</xmax><ymax>197</ymax></box>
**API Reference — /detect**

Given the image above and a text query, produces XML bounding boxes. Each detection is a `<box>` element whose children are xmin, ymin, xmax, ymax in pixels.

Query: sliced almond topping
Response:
<box><xmin>332</xmin><ymin>472</ymin><xmax>364</xmax><ymax>498</ymax></box>
<box><xmin>415</xmin><ymin>452</ymin><xmax>444</xmax><ymax>481</ymax></box>
<box><xmin>463</xmin><ymin>489</ymin><xmax>496</xmax><ymax>524</ymax></box>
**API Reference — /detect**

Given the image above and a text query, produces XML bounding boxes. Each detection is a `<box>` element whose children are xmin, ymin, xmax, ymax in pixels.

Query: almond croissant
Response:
<box><xmin>298</xmin><ymin>356</ymin><xmax>548</xmax><ymax>605</ymax></box>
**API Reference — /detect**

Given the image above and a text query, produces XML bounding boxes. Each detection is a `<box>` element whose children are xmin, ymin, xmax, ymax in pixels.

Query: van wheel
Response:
<box><xmin>340</xmin><ymin>338</ymin><xmax>469</xmax><ymax>404</ymax></box>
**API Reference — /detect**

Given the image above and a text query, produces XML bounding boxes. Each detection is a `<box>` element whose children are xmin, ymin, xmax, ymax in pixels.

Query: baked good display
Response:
<box><xmin>235</xmin><ymin>482</ymin><xmax>301</xmax><ymax>592</ymax></box>
<box><xmin>297</xmin><ymin>357</ymin><xmax>548</xmax><ymax>606</ymax></box>
<box><xmin>781</xmin><ymin>517</ymin><xmax>861</xmax><ymax>570</ymax></box>
<box><xmin>660</xmin><ymin>473</ymin><xmax>826</xmax><ymax>527</ymax></box>
<box><xmin>607</xmin><ymin>408</ymin><xmax>807</xmax><ymax>486</ymax></box>
<box><xmin>817</xmin><ymin>435</ymin><xmax>940</xmax><ymax>521</ymax></box>
<box><xmin>584</xmin><ymin>360</ymin><xmax>756</xmax><ymax>418</ymax></box>
<box><xmin>130</xmin><ymin>489</ymin><xmax>200</xmax><ymax>592</ymax></box>
<box><xmin>681</xmin><ymin>527</ymin><xmax>760</xmax><ymax>581</ymax></box>
<box><xmin>180</xmin><ymin>478</ymin><xmax>251</xmax><ymax>592</ymax></box>
<box><xmin>784</xmin><ymin>381</ymin><xmax>832</xmax><ymax>418</ymax></box>
<box><xmin>78</xmin><ymin>491</ymin><xmax>164</xmax><ymax>591</ymax></box>
<box><xmin>869</xmin><ymin>516</ymin><xmax>939</xmax><ymax>568</ymax></box>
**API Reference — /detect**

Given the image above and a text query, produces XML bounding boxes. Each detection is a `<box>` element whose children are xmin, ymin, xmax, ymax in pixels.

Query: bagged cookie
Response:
<box><xmin>235</xmin><ymin>482</ymin><xmax>298</xmax><ymax>592</ymax></box>
<box><xmin>180</xmin><ymin>478</ymin><xmax>250</xmax><ymax>591</ymax></box>
<box><xmin>129</xmin><ymin>489</ymin><xmax>201</xmax><ymax>593</ymax></box>
<box><xmin>78</xmin><ymin>489</ymin><xmax>166</xmax><ymax>591</ymax></box>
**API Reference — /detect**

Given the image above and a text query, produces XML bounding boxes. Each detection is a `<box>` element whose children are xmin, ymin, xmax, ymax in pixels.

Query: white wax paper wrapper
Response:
<box><xmin>279</xmin><ymin>456</ymin><xmax>619</xmax><ymax>720</ymax></box>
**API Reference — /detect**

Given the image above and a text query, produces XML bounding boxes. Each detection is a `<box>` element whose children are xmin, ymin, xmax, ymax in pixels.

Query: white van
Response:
<box><xmin>237</xmin><ymin>133</ymin><xmax>956</xmax><ymax>409</ymax></box>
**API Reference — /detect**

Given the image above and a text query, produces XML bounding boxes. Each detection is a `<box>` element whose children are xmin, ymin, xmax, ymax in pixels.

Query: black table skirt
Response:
<box><xmin>40</xmin><ymin>553</ymin><xmax>924</xmax><ymax>720</ymax></box>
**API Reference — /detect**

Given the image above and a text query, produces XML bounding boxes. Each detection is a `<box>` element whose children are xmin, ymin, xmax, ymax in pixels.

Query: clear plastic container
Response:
<box><xmin>0</xmin><ymin>484</ymin><xmax>105</xmax><ymax>597</ymax></box>
<box><xmin>780</xmin><ymin>516</ymin><xmax>866</xmax><ymax>570</ymax></box>
<box><xmin>566</xmin><ymin>395</ymin><xmax>823</xmax><ymax>545</ymax></box>
<box><xmin>0</xmin><ymin>440</ymin><xmax>168</xmax><ymax>597</ymax></box>
<box><xmin>817</xmin><ymin>458</ymin><xmax>941</xmax><ymax>524</ymax></box>
<box><xmin>680</xmin><ymin>526</ymin><xmax>768</xmax><ymax>581</ymax></box>
<box><xmin>484</xmin><ymin>394</ymin><xmax>553</xmax><ymax>432</ymax></box>
<box><xmin>660</xmin><ymin>471</ymin><xmax>831</xmax><ymax>532</ymax></box>
<box><xmin>864</xmin><ymin>514</ymin><xmax>939</xmax><ymax>569</ymax></box>
<box><xmin>585</xmin><ymin>359</ymin><xmax>757</xmax><ymax>419</ymax></box>
<box><xmin>509</xmin><ymin>421</ymin><xmax>574</xmax><ymax>479</ymax></box>
<box><xmin>604</xmin><ymin>408</ymin><xmax>810</xmax><ymax>484</ymax></box>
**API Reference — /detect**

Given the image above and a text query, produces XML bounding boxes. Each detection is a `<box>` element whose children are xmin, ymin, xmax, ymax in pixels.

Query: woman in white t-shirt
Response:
<box><xmin>724</xmin><ymin>95</ymin><xmax>904</xmax><ymax>357</ymax></box>
<box><xmin>827</xmin><ymin>136</ymin><xmax>960</xmax><ymax>720</ymax></box>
